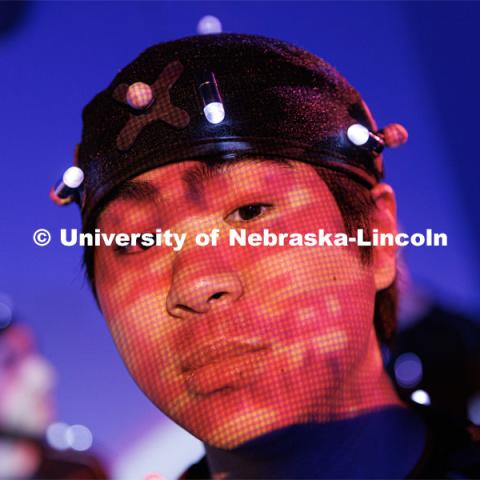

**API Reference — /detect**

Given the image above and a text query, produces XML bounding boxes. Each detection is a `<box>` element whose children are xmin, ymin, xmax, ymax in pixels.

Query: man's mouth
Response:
<box><xmin>181</xmin><ymin>338</ymin><xmax>269</xmax><ymax>372</ymax></box>
<box><xmin>180</xmin><ymin>339</ymin><xmax>270</xmax><ymax>396</ymax></box>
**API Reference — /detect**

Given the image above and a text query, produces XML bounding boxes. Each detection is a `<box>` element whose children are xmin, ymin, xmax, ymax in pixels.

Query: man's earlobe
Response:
<box><xmin>370</xmin><ymin>183</ymin><xmax>397</xmax><ymax>290</ymax></box>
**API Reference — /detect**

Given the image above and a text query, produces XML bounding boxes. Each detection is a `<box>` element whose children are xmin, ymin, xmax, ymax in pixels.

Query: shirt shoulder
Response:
<box><xmin>409</xmin><ymin>405</ymin><xmax>480</xmax><ymax>479</ymax></box>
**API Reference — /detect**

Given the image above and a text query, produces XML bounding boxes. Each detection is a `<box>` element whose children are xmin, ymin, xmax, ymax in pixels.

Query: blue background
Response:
<box><xmin>1</xmin><ymin>1</ymin><xmax>479</xmax><ymax>476</ymax></box>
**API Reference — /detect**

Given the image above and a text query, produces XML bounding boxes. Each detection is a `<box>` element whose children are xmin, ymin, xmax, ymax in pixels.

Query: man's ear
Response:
<box><xmin>370</xmin><ymin>183</ymin><xmax>397</xmax><ymax>291</ymax></box>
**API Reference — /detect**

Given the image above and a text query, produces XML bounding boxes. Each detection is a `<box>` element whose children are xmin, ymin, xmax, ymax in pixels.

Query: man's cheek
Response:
<box><xmin>99</xmin><ymin>288</ymin><xmax>176</xmax><ymax>383</ymax></box>
<box><xmin>248</xmin><ymin>248</ymin><xmax>371</xmax><ymax>318</ymax></box>
<box><xmin>244</xmin><ymin>251</ymin><xmax>374</xmax><ymax>374</ymax></box>
<box><xmin>96</xmin><ymin>253</ymin><xmax>172</xmax><ymax>318</ymax></box>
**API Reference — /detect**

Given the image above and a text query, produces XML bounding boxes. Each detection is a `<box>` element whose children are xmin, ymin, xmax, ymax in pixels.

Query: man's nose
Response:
<box><xmin>166</xmin><ymin>266</ymin><xmax>244</xmax><ymax>318</ymax></box>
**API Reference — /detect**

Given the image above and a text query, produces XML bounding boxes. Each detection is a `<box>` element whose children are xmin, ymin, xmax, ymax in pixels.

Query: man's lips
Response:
<box><xmin>180</xmin><ymin>338</ymin><xmax>270</xmax><ymax>373</ymax></box>
<box><xmin>180</xmin><ymin>339</ymin><xmax>271</xmax><ymax>396</ymax></box>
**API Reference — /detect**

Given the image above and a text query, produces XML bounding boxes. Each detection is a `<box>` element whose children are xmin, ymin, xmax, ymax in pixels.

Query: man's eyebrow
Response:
<box><xmin>109</xmin><ymin>158</ymin><xmax>293</xmax><ymax>206</ymax></box>
<box><xmin>111</xmin><ymin>179</ymin><xmax>159</xmax><ymax>203</ymax></box>
<box><xmin>182</xmin><ymin>158</ymin><xmax>293</xmax><ymax>197</ymax></box>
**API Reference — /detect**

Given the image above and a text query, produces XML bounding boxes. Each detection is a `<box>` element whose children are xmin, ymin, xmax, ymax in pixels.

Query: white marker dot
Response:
<box><xmin>197</xmin><ymin>15</ymin><xmax>222</xmax><ymax>35</ymax></box>
<box><xmin>204</xmin><ymin>102</ymin><xmax>225</xmax><ymax>124</ymax></box>
<box><xmin>63</xmin><ymin>166</ymin><xmax>84</xmax><ymax>189</ymax></box>
<box><xmin>347</xmin><ymin>124</ymin><xmax>370</xmax><ymax>146</ymax></box>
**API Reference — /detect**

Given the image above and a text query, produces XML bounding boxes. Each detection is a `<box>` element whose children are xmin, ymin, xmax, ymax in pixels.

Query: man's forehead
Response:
<box><xmin>135</xmin><ymin>158</ymin><xmax>294</xmax><ymax>185</ymax></box>
<box><xmin>97</xmin><ymin>158</ymin><xmax>330</xmax><ymax>228</ymax></box>
<box><xmin>110</xmin><ymin>158</ymin><xmax>297</xmax><ymax>204</ymax></box>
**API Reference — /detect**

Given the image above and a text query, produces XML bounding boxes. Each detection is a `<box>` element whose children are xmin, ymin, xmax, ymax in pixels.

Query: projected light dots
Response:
<box><xmin>46</xmin><ymin>422</ymin><xmax>93</xmax><ymax>451</ymax></box>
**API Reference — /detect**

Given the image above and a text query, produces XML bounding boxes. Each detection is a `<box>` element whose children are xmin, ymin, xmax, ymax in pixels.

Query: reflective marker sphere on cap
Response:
<box><xmin>203</xmin><ymin>102</ymin><xmax>225</xmax><ymax>124</ymax></box>
<box><xmin>382</xmin><ymin>123</ymin><xmax>409</xmax><ymax>148</ymax></box>
<box><xmin>347</xmin><ymin>124</ymin><xmax>370</xmax><ymax>146</ymax></box>
<box><xmin>126</xmin><ymin>82</ymin><xmax>154</xmax><ymax>110</ymax></box>
<box><xmin>197</xmin><ymin>71</ymin><xmax>225</xmax><ymax>124</ymax></box>
<box><xmin>50</xmin><ymin>166</ymin><xmax>84</xmax><ymax>206</ymax></box>
<box><xmin>62</xmin><ymin>166</ymin><xmax>84</xmax><ymax>189</ymax></box>
<box><xmin>197</xmin><ymin>15</ymin><xmax>222</xmax><ymax>35</ymax></box>
<box><xmin>76</xmin><ymin>33</ymin><xmax>410</xmax><ymax>226</ymax></box>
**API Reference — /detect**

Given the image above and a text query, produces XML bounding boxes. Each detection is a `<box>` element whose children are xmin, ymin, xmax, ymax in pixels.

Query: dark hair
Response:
<box><xmin>83</xmin><ymin>159</ymin><xmax>397</xmax><ymax>343</ymax></box>
<box><xmin>314</xmin><ymin>166</ymin><xmax>397</xmax><ymax>343</ymax></box>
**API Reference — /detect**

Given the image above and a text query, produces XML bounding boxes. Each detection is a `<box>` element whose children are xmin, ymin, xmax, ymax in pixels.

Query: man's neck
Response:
<box><xmin>318</xmin><ymin>329</ymin><xmax>404</xmax><ymax>421</ymax></box>
<box><xmin>205</xmin><ymin>405</ymin><xmax>426</xmax><ymax>479</ymax></box>
<box><xmin>205</xmin><ymin>333</ymin><xmax>422</xmax><ymax>478</ymax></box>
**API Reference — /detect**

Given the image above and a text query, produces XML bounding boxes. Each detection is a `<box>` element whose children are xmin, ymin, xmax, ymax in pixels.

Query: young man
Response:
<box><xmin>53</xmin><ymin>34</ymin><xmax>480</xmax><ymax>478</ymax></box>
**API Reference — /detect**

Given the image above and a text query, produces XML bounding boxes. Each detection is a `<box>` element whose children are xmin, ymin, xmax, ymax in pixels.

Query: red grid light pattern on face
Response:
<box><xmin>94</xmin><ymin>160</ymin><xmax>398</xmax><ymax>449</ymax></box>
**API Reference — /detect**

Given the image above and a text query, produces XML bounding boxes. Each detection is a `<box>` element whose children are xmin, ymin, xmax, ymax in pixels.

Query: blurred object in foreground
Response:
<box><xmin>0</xmin><ymin>312</ymin><xmax>109</xmax><ymax>479</ymax></box>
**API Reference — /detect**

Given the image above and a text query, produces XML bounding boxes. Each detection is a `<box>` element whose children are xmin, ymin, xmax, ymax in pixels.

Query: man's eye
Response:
<box><xmin>227</xmin><ymin>203</ymin><xmax>272</xmax><ymax>222</ymax></box>
<box><xmin>114</xmin><ymin>242</ymin><xmax>153</xmax><ymax>256</ymax></box>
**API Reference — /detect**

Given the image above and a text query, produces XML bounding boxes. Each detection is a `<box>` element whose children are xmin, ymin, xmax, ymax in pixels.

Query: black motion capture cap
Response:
<box><xmin>56</xmin><ymin>33</ymin><xmax>408</xmax><ymax>227</ymax></box>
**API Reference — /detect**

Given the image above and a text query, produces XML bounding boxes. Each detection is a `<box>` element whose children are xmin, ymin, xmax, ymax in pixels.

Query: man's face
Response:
<box><xmin>95</xmin><ymin>160</ymin><xmax>381</xmax><ymax>448</ymax></box>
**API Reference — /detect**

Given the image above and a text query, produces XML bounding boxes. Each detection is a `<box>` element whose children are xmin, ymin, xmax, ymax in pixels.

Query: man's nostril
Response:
<box><xmin>176</xmin><ymin>304</ymin><xmax>198</xmax><ymax>314</ymax></box>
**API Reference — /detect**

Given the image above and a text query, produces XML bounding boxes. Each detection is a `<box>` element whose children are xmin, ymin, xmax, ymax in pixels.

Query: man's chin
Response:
<box><xmin>180</xmin><ymin>404</ymin><xmax>303</xmax><ymax>450</ymax></box>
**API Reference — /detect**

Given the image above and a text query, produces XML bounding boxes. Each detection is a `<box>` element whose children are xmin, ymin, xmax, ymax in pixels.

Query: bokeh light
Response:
<box><xmin>467</xmin><ymin>393</ymin><xmax>480</xmax><ymax>426</ymax></box>
<box><xmin>66</xmin><ymin>424</ymin><xmax>93</xmax><ymax>451</ymax></box>
<box><xmin>394</xmin><ymin>352</ymin><xmax>423</xmax><ymax>388</ymax></box>
<box><xmin>46</xmin><ymin>422</ymin><xmax>70</xmax><ymax>450</ymax></box>
<box><xmin>410</xmin><ymin>389</ymin><xmax>431</xmax><ymax>406</ymax></box>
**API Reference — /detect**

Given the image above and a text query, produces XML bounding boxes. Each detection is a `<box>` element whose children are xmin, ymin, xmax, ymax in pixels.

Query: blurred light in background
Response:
<box><xmin>467</xmin><ymin>393</ymin><xmax>480</xmax><ymax>425</ymax></box>
<box><xmin>66</xmin><ymin>424</ymin><xmax>93</xmax><ymax>451</ymax></box>
<box><xmin>197</xmin><ymin>15</ymin><xmax>222</xmax><ymax>34</ymax></box>
<box><xmin>394</xmin><ymin>352</ymin><xmax>423</xmax><ymax>388</ymax></box>
<box><xmin>46</xmin><ymin>422</ymin><xmax>70</xmax><ymax>450</ymax></box>
<box><xmin>410</xmin><ymin>389</ymin><xmax>431</xmax><ymax>406</ymax></box>
<box><xmin>0</xmin><ymin>293</ymin><xmax>14</xmax><ymax>330</ymax></box>
<box><xmin>47</xmin><ymin>422</ymin><xmax>93</xmax><ymax>451</ymax></box>
<box><xmin>144</xmin><ymin>474</ymin><xmax>167</xmax><ymax>480</ymax></box>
